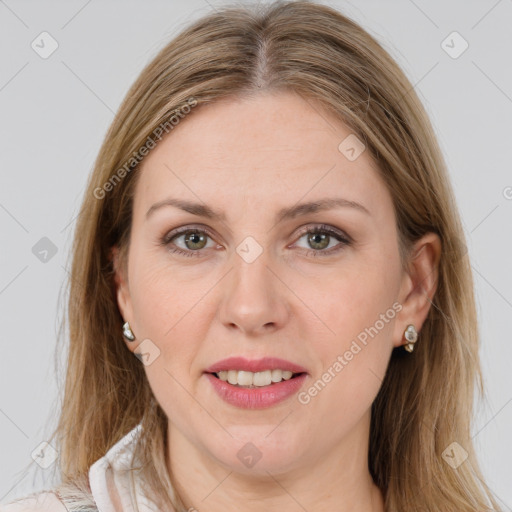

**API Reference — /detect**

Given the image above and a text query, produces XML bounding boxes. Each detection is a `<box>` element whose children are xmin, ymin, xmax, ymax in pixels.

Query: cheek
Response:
<box><xmin>130</xmin><ymin>245</ymin><xmax>203</xmax><ymax>328</ymax></box>
<box><xmin>299</xmin><ymin>247</ymin><xmax>400</xmax><ymax>408</ymax></box>
<box><xmin>296</xmin><ymin>292</ymin><xmax>396</xmax><ymax>447</ymax></box>
<box><xmin>128</xmin><ymin>251</ymin><xmax>211</xmax><ymax>369</ymax></box>
<box><xmin>302</xmin><ymin>249</ymin><xmax>400</xmax><ymax>344</ymax></box>
<box><xmin>128</xmin><ymin>256</ymin><xmax>213</xmax><ymax>423</ymax></box>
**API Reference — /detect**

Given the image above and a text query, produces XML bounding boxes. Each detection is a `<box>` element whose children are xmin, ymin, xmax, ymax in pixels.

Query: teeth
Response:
<box><xmin>216</xmin><ymin>369</ymin><xmax>295</xmax><ymax>387</ymax></box>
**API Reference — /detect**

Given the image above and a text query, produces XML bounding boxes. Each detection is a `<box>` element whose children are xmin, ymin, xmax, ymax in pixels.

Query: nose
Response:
<box><xmin>217</xmin><ymin>245</ymin><xmax>290</xmax><ymax>337</ymax></box>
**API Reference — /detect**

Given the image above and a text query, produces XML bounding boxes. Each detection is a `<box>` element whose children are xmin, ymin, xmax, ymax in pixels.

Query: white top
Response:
<box><xmin>0</xmin><ymin>423</ymin><xmax>158</xmax><ymax>512</ymax></box>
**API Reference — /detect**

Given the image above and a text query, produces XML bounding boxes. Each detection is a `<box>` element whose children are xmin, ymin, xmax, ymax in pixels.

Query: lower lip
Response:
<box><xmin>204</xmin><ymin>372</ymin><xmax>308</xmax><ymax>409</ymax></box>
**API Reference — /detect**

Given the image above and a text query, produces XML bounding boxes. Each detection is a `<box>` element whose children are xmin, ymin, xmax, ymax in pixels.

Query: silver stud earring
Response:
<box><xmin>122</xmin><ymin>321</ymin><xmax>136</xmax><ymax>342</ymax></box>
<box><xmin>403</xmin><ymin>324</ymin><xmax>418</xmax><ymax>353</ymax></box>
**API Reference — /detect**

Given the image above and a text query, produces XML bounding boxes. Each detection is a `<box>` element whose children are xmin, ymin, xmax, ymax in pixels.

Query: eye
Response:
<box><xmin>292</xmin><ymin>224</ymin><xmax>352</xmax><ymax>257</ymax></box>
<box><xmin>161</xmin><ymin>226</ymin><xmax>218</xmax><ymax>258</ymax></box>
<box><xmin>160</xmin><ymin>224</ymin><xmax>352</xmax><ymax>258</ymax></box>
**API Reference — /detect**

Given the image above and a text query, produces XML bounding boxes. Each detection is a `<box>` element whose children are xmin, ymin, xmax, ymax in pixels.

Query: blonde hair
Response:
<box><xmin>38</xmin><ymin>1</ymin><xmax>502</xmax><ymax>510</ymax></box>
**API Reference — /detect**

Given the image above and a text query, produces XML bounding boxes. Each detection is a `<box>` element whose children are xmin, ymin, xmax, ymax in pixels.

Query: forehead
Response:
<box><xmin>133</xmin><ymin>91</ymin><xmax>388</xmax><ymax>220</ymax></box>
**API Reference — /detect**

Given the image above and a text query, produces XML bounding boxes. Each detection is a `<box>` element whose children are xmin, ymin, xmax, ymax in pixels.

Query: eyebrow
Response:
<box><xmin>145</xmin><ymin>197</ymin><xmax>370</xmax><ymax>223</ymax></box>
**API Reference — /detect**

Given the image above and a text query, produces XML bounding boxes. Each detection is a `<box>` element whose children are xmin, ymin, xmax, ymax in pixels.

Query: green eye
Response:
<box><xmin>161</xmin><ymin>224</ymin><xmax>351</xmax><ymax>258</ymax></box>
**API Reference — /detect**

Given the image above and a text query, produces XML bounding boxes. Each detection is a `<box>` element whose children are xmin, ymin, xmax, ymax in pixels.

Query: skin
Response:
<box><xmin>113</xmin><ymin>91</ymin><xmax>441</xmax><ymax>512</ymax></box>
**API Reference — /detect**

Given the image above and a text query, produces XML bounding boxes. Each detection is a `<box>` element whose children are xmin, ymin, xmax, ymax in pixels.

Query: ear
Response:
<box><xmin>392</xmin><ymin>232</ymin><xmax>441</xmax><ymax>348</ymax></box>
<box><xmin>110</xmin><ymin>245</ymin><xmax>134</xmax><ymax>330</ymax></box>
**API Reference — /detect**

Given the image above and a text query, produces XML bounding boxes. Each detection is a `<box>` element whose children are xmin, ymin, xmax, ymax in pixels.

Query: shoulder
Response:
<box><xmin>0</xmin><ymin>492</ymin><xmax>68</xmax><ymax>512</ymax></box>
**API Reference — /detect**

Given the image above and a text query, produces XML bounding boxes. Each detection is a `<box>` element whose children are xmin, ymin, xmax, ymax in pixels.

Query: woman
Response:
<box><xmin>1</xmin><ymin>1</ymin><xmax>503</xmax><ymax>511</ymax></box>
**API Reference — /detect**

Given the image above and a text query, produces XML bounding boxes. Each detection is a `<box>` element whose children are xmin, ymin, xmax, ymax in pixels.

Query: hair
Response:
<box><xmin>27</xmin><ymin>1</ymin><xmax>502</xmax><ymax>511</ymax></box>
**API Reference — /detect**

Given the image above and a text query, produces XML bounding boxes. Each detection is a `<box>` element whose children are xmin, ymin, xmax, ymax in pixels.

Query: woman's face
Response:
<box><xmin>114</xmin><ymin>91</ymin><xmax>426</xmax><ymax>476</ymax></box>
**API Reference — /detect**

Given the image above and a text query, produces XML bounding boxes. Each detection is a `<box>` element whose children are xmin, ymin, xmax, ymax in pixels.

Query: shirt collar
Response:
<box><xmin>88</xmin><ymin>422</ymin><xmax>157</xmax><ymax>512</ymax></box>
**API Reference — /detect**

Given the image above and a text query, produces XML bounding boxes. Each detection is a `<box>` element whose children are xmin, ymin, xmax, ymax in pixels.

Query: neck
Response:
<box><xmin>166</xmin><ymin>411</ymin><xmax>385</xmax><ymax>512</ymax></box>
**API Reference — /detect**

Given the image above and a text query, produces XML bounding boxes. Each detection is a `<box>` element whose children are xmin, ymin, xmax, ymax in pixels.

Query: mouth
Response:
<box><xmin>203</xmin><ymin>356</ymin><xmax>309</xmax><ymax>408</ymax></box>
<box><xmin>208</xmin><ymin>369</ymin><xmax>308</xmax><ymax>389</ymax></box>
<box><xmin>204</xmin><ymin>369</ymin><xmax>309</xmax><ymax>409</ymax></box>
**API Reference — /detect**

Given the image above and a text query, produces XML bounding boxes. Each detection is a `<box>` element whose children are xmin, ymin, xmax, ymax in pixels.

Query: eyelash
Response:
<box><xmin>160</xmin><ymin>224</ymin><xmax>352</xmax><ymax>259</ymax></box>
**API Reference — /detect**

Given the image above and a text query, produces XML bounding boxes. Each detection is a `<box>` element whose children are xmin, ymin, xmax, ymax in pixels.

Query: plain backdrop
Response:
<box><xmin>0</xmin><ymin>0</ymin><xmax>511</xmax><ymax>508</ymax></box>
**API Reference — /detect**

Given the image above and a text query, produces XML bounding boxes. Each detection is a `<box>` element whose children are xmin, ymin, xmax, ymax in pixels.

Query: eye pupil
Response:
<box><xmin>308</xmin><ymin>232</ymin><xmax>329</xmax><ymax>250</ymax></box>
<box><xmin>185</xmin><ymin>231</ymin><xmax>207</xmax><ymax>250</ymax></box>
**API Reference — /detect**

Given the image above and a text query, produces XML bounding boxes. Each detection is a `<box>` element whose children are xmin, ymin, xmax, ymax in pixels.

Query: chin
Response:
<box><xmin>205</xmin><ymin>434</ymin><xmax>307</xmax><ymax>477</ymax></box>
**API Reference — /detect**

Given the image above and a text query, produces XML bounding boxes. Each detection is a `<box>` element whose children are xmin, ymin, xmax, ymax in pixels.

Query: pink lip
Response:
<box><xmin>204</xmin><ymin>372</ymin><xmax>308</xmax><ymax>409</ymax></box>
<box><xmin>203</xmin><ymin>357</ymin><xmax>309</xmax><ymax>409</ymax></box>
<box><xmin>204</xmin><ymin>356</ymin><xmax>308</xmax><ymax>374</ymax></box>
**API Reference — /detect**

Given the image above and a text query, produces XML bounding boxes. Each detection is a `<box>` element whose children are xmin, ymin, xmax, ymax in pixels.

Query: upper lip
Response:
<box><xmin>205</xmin><ymin>356</ymin><xmax>308</xmax><ymax>374</ymax></box>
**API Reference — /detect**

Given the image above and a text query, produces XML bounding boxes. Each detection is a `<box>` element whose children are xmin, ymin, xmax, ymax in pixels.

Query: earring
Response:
<box><xmin>122</xmin><ymin>321</ymin><xmax>136</xmax><ymax>342</ymax></box>
<box><xmin>403</xmin><ymin>324</ymin><xmax>418</xmax><ymax>352</ymax></box>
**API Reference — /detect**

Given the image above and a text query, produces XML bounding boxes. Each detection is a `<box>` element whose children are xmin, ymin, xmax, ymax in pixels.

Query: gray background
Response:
<box><xmin>0</xmin><ymin>0</ymin><xmax>511</xmax><ymax>508</ymax></box>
